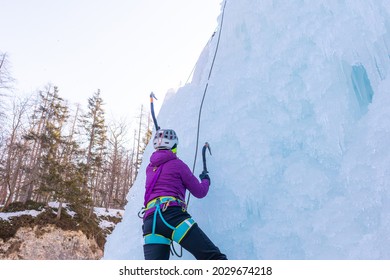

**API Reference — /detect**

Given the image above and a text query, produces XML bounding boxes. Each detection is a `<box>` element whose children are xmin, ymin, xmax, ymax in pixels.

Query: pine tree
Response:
<box><xmin>80</xmin><ymin>89</ymin><xmax>107</xmax><ymax>206</ymax></box>
<box><xmin>31</xmin><ymin>86</ymin><xmax>89</xmax><ymax>219</ymax></box>
<box><xmin>22</xmin><ymin>89</ymin><xmax>52</xmax><ymax>202</ymax></box>
<box><xmin>35</xmin><ymin>87</ymin><xmax>68</xmax><ymax>215</ymax></box>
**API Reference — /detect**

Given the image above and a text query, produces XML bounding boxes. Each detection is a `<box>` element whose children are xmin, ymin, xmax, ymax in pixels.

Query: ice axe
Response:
<box><xmin>202</xmin><ymin>142</ymin><xmax>212</xmax><ymax>173</ymax></box>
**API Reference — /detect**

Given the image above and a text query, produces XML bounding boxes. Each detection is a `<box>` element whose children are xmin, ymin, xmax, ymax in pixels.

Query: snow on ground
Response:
<box><xmin>0</xmin><ymin>203</ymin><xmax>124</xmax><ymax>231</ymax></box>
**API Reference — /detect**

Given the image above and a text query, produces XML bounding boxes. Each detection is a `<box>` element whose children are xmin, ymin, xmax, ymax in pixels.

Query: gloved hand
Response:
<box><xmin>199</xmin><ymin>171</ymin><xmax>210</xmax><ymax>183</ymax></box>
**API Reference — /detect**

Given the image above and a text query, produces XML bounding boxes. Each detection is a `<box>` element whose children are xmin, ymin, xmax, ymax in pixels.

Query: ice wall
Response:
<box><xmin>104</xmin><ymin>0</ymin><xmax>390</xmax><ymax>259</ymax></box>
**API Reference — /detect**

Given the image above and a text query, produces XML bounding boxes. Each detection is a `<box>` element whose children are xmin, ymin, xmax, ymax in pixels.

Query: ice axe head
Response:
<box><xmin>204</xmin><ymin>142</ymin><xmax>212</xmax><ymax>155</ymax></box>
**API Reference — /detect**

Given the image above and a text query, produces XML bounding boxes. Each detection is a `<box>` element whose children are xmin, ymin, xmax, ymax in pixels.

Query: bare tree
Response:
<box><xmin>0</xmin><ymin>52</ymin><xmax>14</xmax><ymax>90</ymax></box>
<box><xmin>102</xmin><ymin>120</ymin><xmax>128</xmax><ymax>210</ymax></box>
<box><xmin>134</xmin><ymin>105</ymin><xmax>152</xmax><ymax>179</ymax></box>
<box><xmin>0</xmin><ymin>97</ymin><xmax>30</xmax><ymax>210</ymax></box>
<box><xmin>0</xmin><ymin>52</ymin><xmax>15</xmax><ymax>134</ymax></box>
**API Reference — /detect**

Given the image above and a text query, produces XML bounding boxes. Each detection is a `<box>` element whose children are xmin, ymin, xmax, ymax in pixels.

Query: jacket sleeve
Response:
<box><xmin>179</xmin><ymin>160</ymin><xmax>210</xmax><ymax>198</ymax></box>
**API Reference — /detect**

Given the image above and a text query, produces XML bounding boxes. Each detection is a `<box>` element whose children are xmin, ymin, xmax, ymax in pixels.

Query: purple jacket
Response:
<box><xmin>144</xmin><ymin>149</ymin><xmax>210</xmax><ymax>206</ymax></box>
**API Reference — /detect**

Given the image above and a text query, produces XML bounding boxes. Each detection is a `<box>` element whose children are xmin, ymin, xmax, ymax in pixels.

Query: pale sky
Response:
<box><xmin>0</xmin><ymin>0</ymin><xmax>222</xmax><ymax>123</ymax></box>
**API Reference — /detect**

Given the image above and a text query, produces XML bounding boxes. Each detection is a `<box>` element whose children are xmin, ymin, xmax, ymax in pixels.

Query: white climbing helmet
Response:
<box><xmin>153</xmin><ymin>129</ymin><xmax>178</xmax><ymax>150</ymax></box>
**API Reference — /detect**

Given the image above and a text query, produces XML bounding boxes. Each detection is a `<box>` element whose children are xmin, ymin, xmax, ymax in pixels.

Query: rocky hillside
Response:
<box><xmin>0</xmin><ymin>201</ymin><xmax>123</xmax><ymax>260</ymax></box>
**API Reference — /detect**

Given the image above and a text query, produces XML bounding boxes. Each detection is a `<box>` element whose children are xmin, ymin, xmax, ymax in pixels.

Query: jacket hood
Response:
<box><xmin>149</xmin><ymin>149</ymin><xmax>177</xmax><ymax>166</ymax></box>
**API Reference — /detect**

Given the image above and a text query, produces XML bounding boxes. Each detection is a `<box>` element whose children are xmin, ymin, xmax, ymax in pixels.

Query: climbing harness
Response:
<box><xmin>143</xmin><ymin>196</ymin><xmax>195</xmax><ymax>246</ymax></box>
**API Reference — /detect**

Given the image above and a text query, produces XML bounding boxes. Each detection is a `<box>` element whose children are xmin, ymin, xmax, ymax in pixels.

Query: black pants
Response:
<box><xmin>142</xmin><ymin>206</ymin><xmax>227</xmax><ymax>260</ymax></box>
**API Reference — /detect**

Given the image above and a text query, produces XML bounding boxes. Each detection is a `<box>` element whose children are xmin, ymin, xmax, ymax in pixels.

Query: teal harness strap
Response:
<box><xmin>172</xmin><ymin>218</ymin><xmax>196</xmax><ymax>243</ymax></box>
<box><xmin>144</xmin><ymin>233</ymin><xmax>171</xmax><ymax>245</ymax></box>
<box><xmin>155</xmin><ymin>203</ymin><xmax>176</xmax><ymax>231</ymax></box>
<box><xmin>144</xmin><ymin>198</ymin><xmax>196</xmax><ymax>245</ymax></box>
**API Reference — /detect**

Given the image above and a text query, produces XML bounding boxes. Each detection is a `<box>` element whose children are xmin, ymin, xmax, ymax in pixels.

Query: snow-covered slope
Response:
<box><xmin>104</xmin><ymin>0</ymin><xmax>390</xmax><ymax>259</ymax></box>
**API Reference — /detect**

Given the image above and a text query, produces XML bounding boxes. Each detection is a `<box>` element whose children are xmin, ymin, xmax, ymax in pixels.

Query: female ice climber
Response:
<box><xmin>141</xmin><ymin>128</ymin><xmax>227</xmax><ymax>260</ymax></box>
